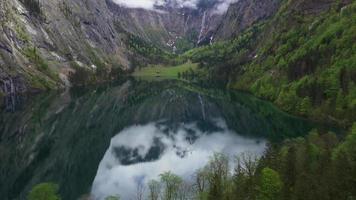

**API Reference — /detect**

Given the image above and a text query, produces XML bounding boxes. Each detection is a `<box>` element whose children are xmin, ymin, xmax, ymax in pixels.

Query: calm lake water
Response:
<box><xmin>0</xmin><ymin>79</ymin><xmax>332</xmax><ymax>199</ymax></box>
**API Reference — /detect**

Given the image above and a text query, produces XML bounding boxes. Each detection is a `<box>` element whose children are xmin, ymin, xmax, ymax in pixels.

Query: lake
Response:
<box><xmin>0</xmin><ymin>79</ymin><xmax>333</xmax><ymax>200</ymax></box>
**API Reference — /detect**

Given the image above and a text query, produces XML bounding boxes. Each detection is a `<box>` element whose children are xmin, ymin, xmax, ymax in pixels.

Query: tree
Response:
<box><xmin>299</xmin><ymin>97</ymin><xmax>312</xmax><ymax>115</ymax></box>
<box><xmin>282</xmin><ymin>144</ymin><xmax>297</xmax><ymax>199</ymax></box>
<box><xmin>148</xmin><ymin>180</ymin><xmax>161</xmax><ymax>200</ymax></box>
<box><xmin>160</xmin><ymin>171</ymin><xmax>182</xmax><ymax>200</ymax></box>
<box><xmin>233</xmin><ymin>152</ymin><xmax>259</xmax><ymax>200</ymax></box>
<box><xmin>28</xmin><ymin>182</ymin><xmax>61</xmax><ymax>200</ymax></box>
<box><xmin>257</xmin><ymin>168</ymin><xmax>283</xmax><ymax>200</ymax></box>
<box><xmin>177</xmin><ymin>181</ymin><xmax>194</xmax><ymax>200</ymax></box>
<box><xmin>332</xmin><ymin>123</ymin><xmax>356</xmax><ymax>199</ymax></box>
<box><xmin>194</xmin><ymin>168</ymin><xmax>209</xmax><ymax>199</ymax></box>
<box><xmin>207</xmin><ymin>153</ymin><xmax>229</xmax><ymax>200</ymax></box>
<box><xmin>134</xmin><ymin>181</ymin><xmax>145</xmax><ymax>200</ymax></box>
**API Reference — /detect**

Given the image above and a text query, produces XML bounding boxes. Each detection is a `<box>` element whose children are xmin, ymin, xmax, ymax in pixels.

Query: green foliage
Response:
<box><xmin>189</xmin><ymin>0</ymin><xmax>356</xmax><ymax>125</ymax></box>
<box><xmin>159</xmin><ymin>171</ymin><xmax>182</xmax><ymax>200</ymax></box>
<box><xmin>23</xmin><ymin>47</ymin><xmax>59</xmax><ymax>85</ymax></box>
<box><xmin>126</xmin><ymin>34</ymin><xmax>175</xmax><ymax>67</ymax></box>
<box><xmin>207</xmin><ymin>153</ymin><xmax>229</xmax><ymax>200</ymax></box>
<box><xmin>333</xmin><ymin>123</ymin><xmax>356</xmax><ymax>158</ymax></box>
<box><xmin>22</xmin><ymin>47</ymin><xmax>60</xmax><ymax>89</ymax></box>
<box><xmin>28</xmin><ymin>183</ymin><xmax>61</xmax><ymax>200</ymax></box>
<box><xmin>133</xmin><ymin>62</ymin><xmax>198</xmax><ymax>79</ymax></box>
<box><xmin>23</xmin><ymin>47</ymin><xmax>49</xmax><ymax>72</ymax></box>
<box><xmin>179</xmin><ymin>23</ymin><xmax>263</xmax><ymax>84</ymax></box>
<box><xmin>15</xmin><ymin>23</ymin><xmax>30</xmax><ymax>42</ymax></box>
<box><xmin>148</xmin><ymin>180</ymin><xmax>161</xmax><ymax>200</ymax></box>
<box><xmin>257</xmin><ymin>168</ymin><xmax>282</xmax><ymax>200</ymax></box>
<box><xmin>182</xmin><ymin>24</ymin><xmax>262</xmax><ymax>68</ymax></box>
<box><xmin>175</xmin><ymin>37</ymin><xmax>195</xmax><ymax>54</ymax></box>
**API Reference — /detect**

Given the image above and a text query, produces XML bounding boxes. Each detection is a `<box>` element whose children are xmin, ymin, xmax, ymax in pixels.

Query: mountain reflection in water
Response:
<box><xmin>0</xmin><ymin>79</ymin><xmax>326</xmax><ymax>200</ymax></box>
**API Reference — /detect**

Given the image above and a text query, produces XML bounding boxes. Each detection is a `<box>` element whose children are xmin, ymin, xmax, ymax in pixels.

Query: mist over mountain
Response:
<box><xmin>112</xmin><ymin>0</ymin><xmax>237</xmax><ymax>13</ymax></box>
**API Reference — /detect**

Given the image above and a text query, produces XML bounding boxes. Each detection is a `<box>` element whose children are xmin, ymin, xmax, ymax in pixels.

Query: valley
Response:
<box><xmin>0</xmin><ymin>0</ymin><xmax>355</xmax><ymax>199</ymax></box>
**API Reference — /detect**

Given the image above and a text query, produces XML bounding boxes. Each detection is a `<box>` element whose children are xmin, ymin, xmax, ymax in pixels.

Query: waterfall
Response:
<box><xmin>10</xmin><ymin>78</ymin><xmax>14</xmax><ymax>94</ymax></box>
<box><xmin>2</xmin><ymin>78</ymin><xmax>15</xmax><ymax>95</ymax></box>
<box><xmin>184</xmin><ymin>15</ymin><xmax>190</xmax><ymax>33</ymax></box>
<box><xmin>2</xmin><ymin>78</ymin><xmax>18</xmax><ymax>112</ymax></box>
<box><xmin>198</xmin><ymin>94</ymin><xmax>206</xmax><ymax>120</ymax></box>
<box><xmin>209</xmin><ymin>35</ymin><xmax>214</xmax><ymax>45</ymax></box>
<box><xmin>197</xmin><ymin>11</ymin><xmax>207</xmax><ymax>45</ymax></box>
<box><xmin>3</xmin><ymin>80</ymin><xmax>8</xmax><ymax>94</ymax></box>
<box><xmin>5</xmin><ymin>94</ymin><xmax>16</xmax><ymax>112</ymax></box>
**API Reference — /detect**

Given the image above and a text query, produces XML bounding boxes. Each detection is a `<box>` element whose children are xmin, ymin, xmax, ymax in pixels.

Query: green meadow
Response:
<box><xmin>133</xmin><ymin>62</ymin><xmax>198</xmax><ymax>78</ymax></box>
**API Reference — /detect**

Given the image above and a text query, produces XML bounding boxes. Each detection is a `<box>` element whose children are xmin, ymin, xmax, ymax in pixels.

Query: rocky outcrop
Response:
<box><xmin>214</xmin><ymin>0</ymin><xmax>281</xmax><ymax>40</ymax></box>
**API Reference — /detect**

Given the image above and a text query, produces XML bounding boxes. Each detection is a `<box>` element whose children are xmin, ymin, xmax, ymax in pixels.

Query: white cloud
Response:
<box><xmin>111</xmin><ymin>0</ymin><xmax>238</xmax><ymax>13</ymax></box>
<box><xmin>112</xmin><ymin>0</ymin><xmax>159</xmax><ymax>10</ymax></box>
<box><xmin>213</xmin><ymin>0</ymin><xmax>237</xmax><ymax>14</ymax></box>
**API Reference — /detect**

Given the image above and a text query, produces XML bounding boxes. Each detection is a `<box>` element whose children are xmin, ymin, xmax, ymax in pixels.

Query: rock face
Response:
<box><xmin>0</xmin><ymin>0</ymin><xmax>132</xmax><ymax>94</ymax></box>
<box><xmin>214</xmin><ymin>0</ymin><xmax>282</xmax><ymax>40</ymax></box>
<box><xmin>106</xmin><ymin>0</ymin><xmax>224</xmax><ymax>49</ymax></box>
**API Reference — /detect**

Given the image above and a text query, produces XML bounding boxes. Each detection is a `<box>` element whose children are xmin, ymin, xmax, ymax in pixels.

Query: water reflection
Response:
<box><xmin>0</xmin><ymin>79</ymin><xmax>326</xmax><ymax>200</ymax></box>
<box><xmin>92</xmin><ymin>119</ymin><xmax>266</xmax><ymax>200</ymax></box>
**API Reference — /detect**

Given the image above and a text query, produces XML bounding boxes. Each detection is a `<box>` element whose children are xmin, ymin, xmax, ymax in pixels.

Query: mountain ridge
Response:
<box><xmin>0</xmin><ymin>0</ymin><xmax>237</xmax><ymax>94</ymax></box>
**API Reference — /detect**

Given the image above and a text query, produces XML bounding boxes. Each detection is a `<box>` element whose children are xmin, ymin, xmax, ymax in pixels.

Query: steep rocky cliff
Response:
<box><xmin>106</xmin><ymin>0</ymin><xmax>224</xmax><ymax>50</ymax></box>
<box><xmin>214</xmin><ymin>0</ymin><xmax>281</xmax><ymax>40</ymax></box>
<box><xmin>0</xmin><ymin>0</ymin><xmax>132</xmax><ymax>94</ymax></box>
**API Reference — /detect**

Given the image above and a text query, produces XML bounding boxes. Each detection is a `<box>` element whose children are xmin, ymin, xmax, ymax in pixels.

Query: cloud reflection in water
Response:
<box><xmin>91</xmin><ymin>119</ymin><xmax>266</xmax><ymax>200</ymax></box>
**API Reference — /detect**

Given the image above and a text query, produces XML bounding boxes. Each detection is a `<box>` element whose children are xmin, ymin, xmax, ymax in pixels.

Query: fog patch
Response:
<box><xmin>91</xmin><ymin>119</ymin><xmax>266</xmax><ymax>200</ymax></box>
<box><xmin>111</xmin><ymin>0</ymin><xmax>238</xmax><ymax>14</ymax></box>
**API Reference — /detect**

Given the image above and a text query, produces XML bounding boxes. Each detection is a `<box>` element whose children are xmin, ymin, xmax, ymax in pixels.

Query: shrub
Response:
<box><xmin>28</xmin><ymin>183</ymin><xmax>61</xmax><ymax>200</ymax></box>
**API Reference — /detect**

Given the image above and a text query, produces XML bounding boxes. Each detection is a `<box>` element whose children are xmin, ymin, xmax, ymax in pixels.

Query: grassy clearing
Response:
<box><xmin>133</xmin><ymin>62</ymin><xmax>198</xmax><ymax>78</ymax></box>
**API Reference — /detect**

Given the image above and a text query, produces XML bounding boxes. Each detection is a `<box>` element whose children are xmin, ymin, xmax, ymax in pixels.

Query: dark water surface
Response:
<box><xmin>0</xmin><ymin>79</ymin><xmax>335</xmax><ymax>199</ymax></box>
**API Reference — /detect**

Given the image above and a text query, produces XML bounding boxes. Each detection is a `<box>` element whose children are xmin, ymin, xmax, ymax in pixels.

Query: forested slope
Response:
<box><xmin>182</xmin><ymin>0</ymin><xmax>356</xmax><ymax>126</ymax></box>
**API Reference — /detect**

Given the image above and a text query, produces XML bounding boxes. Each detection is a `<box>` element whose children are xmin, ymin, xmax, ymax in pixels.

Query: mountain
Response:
<box><xmin>181</xmin><ymin>0</ymin><xmax>355</xmax><ymax>125</ymax></box>
<box><xmin>107</xmin><ymin>0</ymin><xmax>223</xmax><ymax>50</ymax></box>
<box><xmin>1</xmin><ymin>0</ymin><xmax>354</xmax><ymax>125</ymax></box>
<box><xmin>0</xmin><ymin>0</ymin><xmax>231</xmax><ymax>95</ymax></box>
